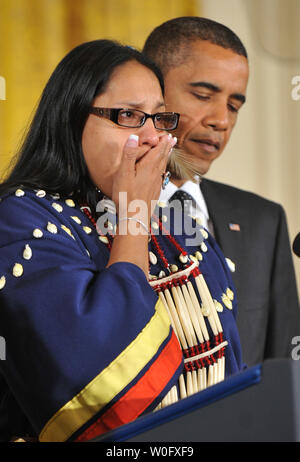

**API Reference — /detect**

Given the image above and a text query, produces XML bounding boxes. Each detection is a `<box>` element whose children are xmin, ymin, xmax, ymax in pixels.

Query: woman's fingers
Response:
<box><xmin>113</xmin><ymin>132</ymin><xmax>177</xmax><ymax>206</ymax></box>
<box><xmin>162</xmin><ymin>134</ymin><xmax>177</xmax><ymax>170</ymax></box>
<box><xmin>120</xmin><ymin>134</ymin><xmax>140</xmax><ymax>177</ymax></box>
<box><xmin>136</xmin><ymin>133</ymin><xmax>177</xmax><ymax>175</ymax></box>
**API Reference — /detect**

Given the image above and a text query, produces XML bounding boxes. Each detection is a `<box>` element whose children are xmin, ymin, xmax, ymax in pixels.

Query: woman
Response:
<box><xmin>0</xmin><ymin>40</ymin><xmax>244</xmax><ymax>442</ymax></box>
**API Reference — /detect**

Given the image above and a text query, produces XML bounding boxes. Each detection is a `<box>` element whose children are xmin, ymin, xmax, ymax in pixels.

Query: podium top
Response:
<box><xmin>95</xmin><ymin>362</ymin><xmax>262</xmax><ymax>442</ymax></box>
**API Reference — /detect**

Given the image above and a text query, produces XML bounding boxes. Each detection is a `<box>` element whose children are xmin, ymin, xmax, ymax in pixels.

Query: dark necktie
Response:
<box><xmin>169</xmin><ymin>190</ymin><xmax>196</xmax><ymax>215</ymax></box>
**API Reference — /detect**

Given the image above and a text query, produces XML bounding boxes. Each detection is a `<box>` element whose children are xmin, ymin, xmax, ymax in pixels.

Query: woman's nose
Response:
<box><xmin>138</xmin><ymin>118</ymin><xmax>160</xmax><ymax>147</ymax></box>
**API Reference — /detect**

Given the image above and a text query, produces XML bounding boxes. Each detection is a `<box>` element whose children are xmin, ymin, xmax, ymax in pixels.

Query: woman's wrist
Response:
<box><xmin>116</xmin><ymin>208</ymin><xmax>150</xmax><ymax>237</ymax></box>
<box><xmin>118</xmin><ymin>216</ymin><xmax>149</xmax><ymax>235</ymax></box>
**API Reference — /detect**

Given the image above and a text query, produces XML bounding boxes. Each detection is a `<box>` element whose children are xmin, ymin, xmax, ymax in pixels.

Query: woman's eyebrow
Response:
<box><xmin>112</xmin><ymin>101</ymin><xmax>165</xmax><ymax>110</ymax></box>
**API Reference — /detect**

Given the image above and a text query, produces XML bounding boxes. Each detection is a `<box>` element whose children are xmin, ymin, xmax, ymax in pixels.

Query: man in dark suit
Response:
<box><xmin>143</xmin><ymin>16</ymin><xmax>300</xmax><ymax>367</ymax></box>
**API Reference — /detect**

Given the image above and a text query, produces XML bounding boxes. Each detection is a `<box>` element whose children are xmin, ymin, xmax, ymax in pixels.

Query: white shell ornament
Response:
<box><xmin>195</xmin><ymin>217</ymin><xmax>204</xmax><ymax>226</ymax></box>
<box><xmin>200</xmin><ymin>229</ymin><xmax>208</xmax><ymax>239</ymax></box>
<box><xmin>33</xmin><ymin>228</ymin><xmax>43</xmax><ymax>238</ymax></box>
<box><xmin>15</xmin><ymin>189</ymin><xmax>25</xmax><ymax>197</ymax></box>
<box><xmin>148</xmin><ymin>274</ymin><xmax>157</xmax><ymax>280</ymax></box>
<box><xmin>83</xmin><ymin>226</ymin><xmax>92</xmax><ymax>234</ymax></box>
<box><xmin>36</xmin><ymin>190</ymin><xmax>46</xmax><ymax>198</ymax></box>
<box><xmin>0</xmin><ymin>276</ymin><xmax>6</xmax><ymax>290</ymax></box>
<box><xmin>214</xmin><ymin>299</ymin><xmax>223</xmax><ymax>312</ymax></box>
<box><xmin>157</xmin><ymin>201</ymin><xmax>167</xmax><ymax>208</ymax></box>
<box><xmin>61</xmin><ymin>225</ymin><xmax>73</xmax><ymax>237</ymax></box>
<box><xmin>99</xmin><ymin>236</ymin><xmax>109</xmax><ymax>244</ymax></box>
<box><xmin>200</xmin><ymin>242</ymin><xmax>208</xmax><ymax>253</ymax></box>
<box><xmin>149</xmin><ymin>251</ymin><xmax>157</xmax><ymax>265</ymax></box>
<box><xmin>151</xmin><ymin>221</ymin><xmax>159</xmax><ymax>230</ymax></box>
<box><xmin>23</xmin><ymin>244</ymin><xmax>32</xmax><ymax>260</ymax></box>
<box><xmin>47</xmin><ymin>222</ymin><xmax>58</xmax><ymax>234</ymax></box>
<box><xmin>222</xmin><ymin>294</ymin><xmax>233</xmax><ymax>310</ymax></box>
<box><xmin>189</xmin><ymin>254</ymin><xmax>197</xmax><ymax>263</ymax></box>
<box><xmin>226</xmin><ymin>288</ymin><xmax>234</xmax><ymax>301</ymax></box>
<box><xmin>13</xmin><ymin>263</ymin><xmax>23</xmax><ymax>277</ymax></box>
<box><xmin>179</xmin><ymin>253</ymin><xmax>188</xmax><ymax>264</ymax></box>
<box><xmin>225</xmin><ymin>258</ymin><xmax>236</xmax><ymax>273</ymax></box>
<box><xmin>195</xmin><ymin>251</ymin><xmax>203</xmax><ymax>261</ymax></box>
<box><xmin>65</xmin><ymin>199</ymin><xmax>75</xmax><ymax>207</ymax></box>
<box><xmin>71</xmin><ymin>216</ymin><xmax>81</xmax><ymax>224</ymax></box>
<box><xmin>52</xmin><ymin>203</ymin><xmax>63</xmax><ymax>213</ymax></box>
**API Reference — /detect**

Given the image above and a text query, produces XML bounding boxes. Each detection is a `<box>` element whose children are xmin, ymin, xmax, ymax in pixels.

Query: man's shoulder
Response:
<box><xmin>201</xmin><ymin>177</ymin><xmax>283</xmax><ymax>212</ymax></box>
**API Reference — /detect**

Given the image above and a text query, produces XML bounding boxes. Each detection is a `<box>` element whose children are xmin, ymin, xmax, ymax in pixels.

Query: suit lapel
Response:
<box><xmin>200</xmin><ymin>178</ymin><xmax>245</xmax><ymax>278</ymax></box>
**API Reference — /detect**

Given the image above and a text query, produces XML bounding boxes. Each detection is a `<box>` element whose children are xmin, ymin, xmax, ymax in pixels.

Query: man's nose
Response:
<box><xmin>202</xmin><ymin>103</ymin><xmax>229</xmax><ymax>131</ymax></box>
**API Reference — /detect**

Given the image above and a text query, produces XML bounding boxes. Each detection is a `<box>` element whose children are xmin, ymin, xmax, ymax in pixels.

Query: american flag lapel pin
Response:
<box><xmin>229</xmin><ymin>223</ymin><xmax>240</xmax><ymax>232</ymax></box>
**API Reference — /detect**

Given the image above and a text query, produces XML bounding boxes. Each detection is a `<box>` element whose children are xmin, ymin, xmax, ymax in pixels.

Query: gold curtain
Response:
<box><xmin>0</xmin><ymin>0</ymin><xmax>201</xmax><ymax>177</ymax></box>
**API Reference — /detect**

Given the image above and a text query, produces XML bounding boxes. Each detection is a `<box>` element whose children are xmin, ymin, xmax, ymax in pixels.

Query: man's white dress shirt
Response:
<box><xmin>159</xmin><ymin>178</ymin><xmax>214</xmax><ymax>236</ymax></box>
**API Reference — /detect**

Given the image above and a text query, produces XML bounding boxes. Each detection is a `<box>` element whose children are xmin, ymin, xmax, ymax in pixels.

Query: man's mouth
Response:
<box><xmin>190</xmin><ymin>138</ymin><xmax>220</xmax><ymax>153</ymax></box>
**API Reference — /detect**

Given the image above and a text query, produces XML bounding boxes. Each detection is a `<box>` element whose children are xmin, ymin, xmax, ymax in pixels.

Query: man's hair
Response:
<box><xmin>143</xmin><ymin>16</ymin><xmax>248</xmax><ymax>74</ymax></box>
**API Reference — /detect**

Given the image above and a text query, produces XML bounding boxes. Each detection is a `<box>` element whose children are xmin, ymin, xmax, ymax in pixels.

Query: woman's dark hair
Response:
<box><xmin>0</xmin><ymin>40</ymin><xmax>164</xmax><ymax>209</ymax></box>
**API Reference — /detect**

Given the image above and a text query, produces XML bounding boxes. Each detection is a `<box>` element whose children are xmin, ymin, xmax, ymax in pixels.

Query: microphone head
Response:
<box><xmin>293</xmin><ymin>233</ymin><xmax>300</xmax><ymax>257</ymax></box>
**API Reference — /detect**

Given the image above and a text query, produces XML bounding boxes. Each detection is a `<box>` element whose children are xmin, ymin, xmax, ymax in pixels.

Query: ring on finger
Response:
<box><xmin>162</xmin><ymin>171</ymin><xmax>171</xmax><ymax>190</ymax></box>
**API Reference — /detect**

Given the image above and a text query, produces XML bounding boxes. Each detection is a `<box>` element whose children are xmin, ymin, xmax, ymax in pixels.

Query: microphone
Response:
<box><xmin>293</xmin><ymin>233</ymin><xmax>300</xmax><ymax>257</ymax></box>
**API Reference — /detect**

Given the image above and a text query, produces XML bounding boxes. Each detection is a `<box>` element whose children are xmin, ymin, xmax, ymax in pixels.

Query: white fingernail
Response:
<box><xmin>126</xmin><ymin>134</ymin><xmax>139</xmax><ymax>147</ymax></box>
<box><xmin>171</xmin><ymin>136</ymin><xmax>177</xmax><ymax>147</ymax></box>
<box><xmin>129</xmin><ymin>134</ymin><xmax>139</xmax><ymax>142</ymax></box>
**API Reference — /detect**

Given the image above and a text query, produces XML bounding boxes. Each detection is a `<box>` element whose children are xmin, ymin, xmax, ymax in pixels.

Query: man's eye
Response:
<box><xmin>228</xmin><ymin>104</ymin><xmax>239</xmax><ymax>113</ymax></box>
<box><xmin>191</xmin><ymin>93</ymin><xmax>210</xmax><ymax>101</ymax></box>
